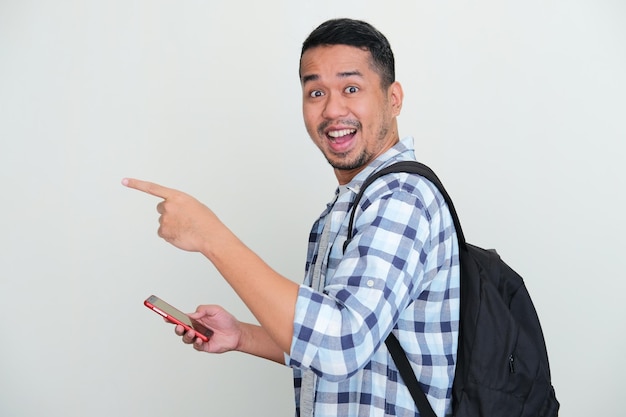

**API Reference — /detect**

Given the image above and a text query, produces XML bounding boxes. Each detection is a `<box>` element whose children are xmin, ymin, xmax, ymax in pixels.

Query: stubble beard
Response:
<box><xmin>327</xmin><ymin>149</ymin><xmax>371</xmax><ymax>171</ymax></box>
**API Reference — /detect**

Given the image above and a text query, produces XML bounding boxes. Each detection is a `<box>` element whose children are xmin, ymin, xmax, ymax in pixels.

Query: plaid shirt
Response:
<box><xmin>285</xmin><ymin>137</ymin><xmax>460</xmax><ymax>417</ymax></box>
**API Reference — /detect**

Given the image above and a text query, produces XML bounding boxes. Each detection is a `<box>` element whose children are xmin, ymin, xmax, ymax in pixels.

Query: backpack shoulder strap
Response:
<box><xmin>343</xmin><ymin>160</ymin><xmax>466</xmax><ymax>253</ymax></box>
<box><xmin>386</xmin><ymin>333</ymin><xmax>438</xmax><ymax>417</ymax></box>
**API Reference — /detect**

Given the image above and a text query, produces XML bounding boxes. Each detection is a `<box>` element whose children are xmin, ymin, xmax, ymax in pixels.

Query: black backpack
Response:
<box><xmin>344</xmin><ymin>161</ymin><xmax>559</xmax><ymax>417</ymax></box>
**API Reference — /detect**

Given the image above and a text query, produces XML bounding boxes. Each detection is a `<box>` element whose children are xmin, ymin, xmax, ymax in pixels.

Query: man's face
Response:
<box><xmin>300</xmin><ymin>44</ymin><xmax>403</xmax><ymax>184</ymax></box>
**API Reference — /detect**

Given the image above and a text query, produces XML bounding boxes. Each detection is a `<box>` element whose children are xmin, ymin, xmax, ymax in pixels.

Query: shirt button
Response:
<box><xmin>367</xmin><ymin>279</ymin><xmax>374</xmax><ymax>287</ymax></box>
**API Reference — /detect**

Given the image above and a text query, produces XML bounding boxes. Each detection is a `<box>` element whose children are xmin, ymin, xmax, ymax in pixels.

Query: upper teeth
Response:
<box><xmin>328</xmin><ymin>129</ymin><xmax>356</xmax><ymax>138</ymax></box>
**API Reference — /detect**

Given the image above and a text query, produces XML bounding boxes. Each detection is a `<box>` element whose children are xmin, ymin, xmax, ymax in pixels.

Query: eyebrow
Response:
<box><xmin>301</xmin><ymin>70</ymin><xmax>364</xmax><ymax>85</ymax></box>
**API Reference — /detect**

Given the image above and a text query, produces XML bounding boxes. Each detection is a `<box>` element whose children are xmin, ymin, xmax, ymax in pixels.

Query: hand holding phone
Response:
<box><xmin>144</xmin><ymin>295</ymin><xmax>214</xmax><ymax>342</ymax></box>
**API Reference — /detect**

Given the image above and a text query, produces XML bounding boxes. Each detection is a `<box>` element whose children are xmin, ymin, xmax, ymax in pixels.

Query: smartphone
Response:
<box><xmin>144</xmin><ymin>295</ymin><xmax>213</xmax><ymax>342</ymax></box>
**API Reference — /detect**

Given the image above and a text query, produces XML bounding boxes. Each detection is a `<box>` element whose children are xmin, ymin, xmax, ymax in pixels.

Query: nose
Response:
<box><xmin>322</xmin><ymin>91</ymin><xmax>348</xmax><ymax>119</ymax></box>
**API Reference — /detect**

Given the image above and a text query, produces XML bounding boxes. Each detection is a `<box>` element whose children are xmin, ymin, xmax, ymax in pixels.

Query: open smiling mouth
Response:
<box><xmin>325</xmin><ymin>128</ymin><xmax>357</xmax><ymax>153</ymax></box>
<box><xmin>324</xmin><ymin>129</ymin><xmax>356</xmax><ymax>155</ymax></box>
<box><xmin>327</xmin><ymin>128</ymin><xmax>356</xmax><ymax>140</ymax></box>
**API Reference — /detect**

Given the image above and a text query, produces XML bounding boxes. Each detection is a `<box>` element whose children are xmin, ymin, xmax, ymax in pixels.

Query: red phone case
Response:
<box><xmin>144</xmin><ymin>295</ymin><xmax>212</xmax><ymax>342</ymax></box>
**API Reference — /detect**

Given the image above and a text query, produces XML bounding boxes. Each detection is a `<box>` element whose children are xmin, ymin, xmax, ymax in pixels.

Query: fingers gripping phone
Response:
<box><xmin>144</xmin><ymin>295</ymin><xmax>214</xmax><ymax>342</ymax></box>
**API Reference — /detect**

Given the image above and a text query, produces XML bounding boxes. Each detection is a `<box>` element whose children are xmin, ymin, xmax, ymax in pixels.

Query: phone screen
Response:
<box><xmin>144</xmin><ymin>295</ymin><xmax>214</xmax><ymax>341</ymax></box>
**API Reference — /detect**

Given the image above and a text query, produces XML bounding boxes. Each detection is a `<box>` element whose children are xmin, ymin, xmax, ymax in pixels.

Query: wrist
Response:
<box><xmin>235</xmin><ymin>322</ymin><xmax>254</xmax><ymax>354</ymax></box>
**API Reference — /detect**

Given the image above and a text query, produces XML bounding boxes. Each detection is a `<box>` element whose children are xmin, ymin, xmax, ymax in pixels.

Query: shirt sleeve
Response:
<box><xmin>288</xmin><ymin>179</ymin><xmax>444</xmax><ymax>381</ymax></box>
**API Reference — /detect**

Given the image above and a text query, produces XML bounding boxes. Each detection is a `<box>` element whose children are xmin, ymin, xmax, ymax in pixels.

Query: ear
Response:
<box><xmin>388</xmin><ymin>81</ymin><xmax>404</xmax><ymax>117</ymax></box>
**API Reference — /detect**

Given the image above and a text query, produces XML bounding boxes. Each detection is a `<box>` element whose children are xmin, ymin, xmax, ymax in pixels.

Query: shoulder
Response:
<box><xmin>356</xmin><ymin>169</ymin><xmax>444</xmax><ymax>215</ymax></box>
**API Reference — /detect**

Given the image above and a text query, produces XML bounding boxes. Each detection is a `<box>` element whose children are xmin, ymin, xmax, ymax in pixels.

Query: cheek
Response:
<box><xmin>358</xmin><ymin>101</ymin><xmax>387</xmax><ymax>131</ymax></box>
<box><xmin>302</xmin><ymin>104</ymin><xmax>320</xmax><ymax>134</ymax></box>
<box><xmin>348</xmin><ymin>99</ymin><xmax>372</xmax><ymax>121</ymax></box>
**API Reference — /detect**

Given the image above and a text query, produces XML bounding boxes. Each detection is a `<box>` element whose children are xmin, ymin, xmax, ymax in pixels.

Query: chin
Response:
<box><xmin>327</xmin><ymin>153</ymin><xmax>369</xmax><ymax>172</ymax></box>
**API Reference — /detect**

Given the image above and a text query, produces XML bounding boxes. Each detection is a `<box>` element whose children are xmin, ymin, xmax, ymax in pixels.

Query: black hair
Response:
<box><xmin>300</xmin><ymin>18</ymin><xmax>395</xmax><ymax>88</ymax></box>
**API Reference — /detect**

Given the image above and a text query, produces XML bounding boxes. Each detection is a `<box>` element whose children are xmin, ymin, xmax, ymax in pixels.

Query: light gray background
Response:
<box><xmin>1</xmin><ymin>1</ymin><xmax>624</xmax><ymax>416</ymax></box>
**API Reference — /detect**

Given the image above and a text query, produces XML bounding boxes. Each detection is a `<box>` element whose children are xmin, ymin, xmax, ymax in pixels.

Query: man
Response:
<box><xmin>123</xmin><ymin>18</ymin><xmax>460</xmax><ymax>417</ymax></box>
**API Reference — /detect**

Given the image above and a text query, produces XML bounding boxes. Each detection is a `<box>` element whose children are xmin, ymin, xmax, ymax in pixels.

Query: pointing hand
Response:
<box><xmin>122</xmin><ymin>178</ymin><xmax>223</xmax><ymax>253</ymax></box>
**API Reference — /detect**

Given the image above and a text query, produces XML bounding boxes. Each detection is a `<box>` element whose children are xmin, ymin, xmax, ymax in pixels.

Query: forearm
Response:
<box><xmin>202</xmin><ymin>226</ymin><xmax>299</xmax><ymax>354</ymax></box>
<box><xmin>238</xmin><ymin>322</ymin><xmax>288</xmax><ymax>364</ymax></box>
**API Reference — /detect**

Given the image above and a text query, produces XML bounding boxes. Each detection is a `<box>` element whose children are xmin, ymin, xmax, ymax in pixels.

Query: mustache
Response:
<box><xmin>317</xmin><ymin>119</ymin><xmax>361</xmax><ymax>136</ymax></box>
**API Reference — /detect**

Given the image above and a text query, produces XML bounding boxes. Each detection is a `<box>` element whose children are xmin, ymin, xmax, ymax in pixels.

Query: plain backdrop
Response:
<box><xmin>1</xmin><ymin>1</ymin><xmax>624</xmax><ymax>416</ymax></box>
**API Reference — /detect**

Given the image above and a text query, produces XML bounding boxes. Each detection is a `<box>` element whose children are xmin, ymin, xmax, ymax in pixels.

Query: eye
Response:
<box><xmin>309</xmin><ymin>90</ymin><xmax>324</xmax><ymax>98</ymax></box>
<box><xmin>344</xmin><ymin>86</ymin><xmax>359</xmax><ymax>94</ymax></box>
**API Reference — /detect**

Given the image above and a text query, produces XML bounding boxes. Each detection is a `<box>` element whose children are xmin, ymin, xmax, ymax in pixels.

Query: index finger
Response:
<box><xmin>121</xmin><ymin>178</ymin><xmax>173</xmax><ymax>199</ymax></box>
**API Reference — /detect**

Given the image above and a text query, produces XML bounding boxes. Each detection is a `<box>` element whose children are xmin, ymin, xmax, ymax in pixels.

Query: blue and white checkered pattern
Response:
<box><xmin>285</xmin><ymin>137</ymin><xmax>460</xmax><ymax>417</ymax></box>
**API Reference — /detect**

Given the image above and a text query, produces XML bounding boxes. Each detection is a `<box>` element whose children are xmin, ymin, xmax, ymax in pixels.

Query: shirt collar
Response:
<box><xmin>345</xmin><ymin>136</ymin><xmax>417</xmax><ymax>194</ymax></box>
<box><xmin>322</xmin><ymin>136</ymin><xmax>417</xmax><ymax>210</ymax></box>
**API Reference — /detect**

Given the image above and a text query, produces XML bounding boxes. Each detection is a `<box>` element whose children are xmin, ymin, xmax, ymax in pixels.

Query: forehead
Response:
<box><xmin>299</xmin><ymin>44</ymin><xmax>375</xmax><ymax>82</ymax></box>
